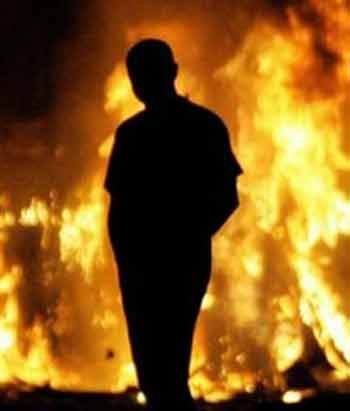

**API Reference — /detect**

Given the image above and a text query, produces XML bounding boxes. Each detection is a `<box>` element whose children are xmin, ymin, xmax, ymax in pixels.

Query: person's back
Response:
<box><xmin>105</xmin><ymin>95</ymin><xmax>242</xmax><ymax>258</ymax></box>
<box><xmin>105</xmin><ymin>39</ymin><xmax>242</xmax><ymax>411</ymax></box>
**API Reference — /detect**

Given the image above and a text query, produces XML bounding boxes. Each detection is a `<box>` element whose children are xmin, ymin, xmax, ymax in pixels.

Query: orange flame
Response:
<box><xmin>1</xmin><ymin>3</ymin><xmax>350</xmax><ymax>400</ymax></box>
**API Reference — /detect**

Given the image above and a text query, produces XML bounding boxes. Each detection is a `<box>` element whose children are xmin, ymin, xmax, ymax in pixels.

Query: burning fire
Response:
<box><xmin>1</xmin><ymin>0</ymin><xmax>350</xmax><ymax>402</ymax></box>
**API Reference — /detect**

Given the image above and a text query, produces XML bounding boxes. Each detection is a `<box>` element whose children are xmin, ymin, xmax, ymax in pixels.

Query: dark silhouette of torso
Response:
<box><xmin>106</xmin><ymin>95</ymin><xmax>242</xmax><ymax>256</ymax></box>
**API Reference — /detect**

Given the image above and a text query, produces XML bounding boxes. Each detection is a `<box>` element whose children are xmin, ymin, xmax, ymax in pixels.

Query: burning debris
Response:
<box><xmin>0</xmin><ymin>0</ymin><xmax>350</xmax><ymax>404</ymax></box>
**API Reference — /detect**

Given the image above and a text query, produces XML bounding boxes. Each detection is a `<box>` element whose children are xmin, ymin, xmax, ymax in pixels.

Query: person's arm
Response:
<box><xmin>104</xmin><ymin>126</ymin><xmax>129</xmax><ymax>247</ymax></box>
<box><xmin>208</xmin><ymin>118</ymin><xmax>243</xmax><ymax>235</ymax></box>
<box><xmin>105</xmin><ymin>127</ymin><xmax>123</xmax><ymax>196</ymax></box>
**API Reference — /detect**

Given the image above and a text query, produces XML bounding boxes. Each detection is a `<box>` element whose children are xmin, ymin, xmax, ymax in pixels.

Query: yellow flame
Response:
<box><xmin>59</xmin><ymin>185</ymin><xmax>106</xmax><ymax>283</ymax></box>
<box><xmin>282</xmin><ymin>390</ymin><xmax>303</xmax><ymax>404</ymax></box>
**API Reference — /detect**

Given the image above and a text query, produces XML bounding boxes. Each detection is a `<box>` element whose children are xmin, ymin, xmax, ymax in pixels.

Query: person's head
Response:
<box><xmin>126</xmin><ymin>39</ymin><xmax>178</xmax><ymax>106</ymax></box>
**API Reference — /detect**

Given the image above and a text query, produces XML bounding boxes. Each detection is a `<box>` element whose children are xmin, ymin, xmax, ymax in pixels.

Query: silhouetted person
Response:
<box><xmin>105</xmin><ymin>39</ymin><xmax>242</xmax><ymax>411</ymax></box>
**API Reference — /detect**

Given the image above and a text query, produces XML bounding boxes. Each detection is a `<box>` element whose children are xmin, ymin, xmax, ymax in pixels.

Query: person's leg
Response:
<box><xmin>175</xmin><ymin>239</ymin><xmax>212</xmax><ymax>411</ymax></box>
<box><xmin>114</xmin><ymin>240</ymin><xmax>211</xmax><ymax>411</ymax></box>
<box><xmin>145</xmin><ymin>383</ymin><xmax>196</xmax><ymax>411</ymax></box>
<box><xmin>141</xmin><ymin>243</ymin><xmax>211</xmax><ymax>411</ymax></box>
<box><xmin>118</xmin><ymin>280</ymin><xmax>195</xmax><ymax>411</ymax></box>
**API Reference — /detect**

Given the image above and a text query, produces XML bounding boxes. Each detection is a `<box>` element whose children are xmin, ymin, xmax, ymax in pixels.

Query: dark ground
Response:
<box><xmin>1</xmin><ymin>387</ymin><xmax>349</xmax><ymax>411</ymax></box>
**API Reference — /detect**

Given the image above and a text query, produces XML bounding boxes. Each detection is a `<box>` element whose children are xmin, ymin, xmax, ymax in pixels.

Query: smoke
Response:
<box><xmin>0</xmin><ymin>1</ymin><xmax>80</xmax><ymax>121</ymax></box>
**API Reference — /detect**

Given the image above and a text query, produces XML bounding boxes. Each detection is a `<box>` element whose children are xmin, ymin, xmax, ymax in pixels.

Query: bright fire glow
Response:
<box><xmin>1</xmin><ymin>1</ymin><xmax>350</xmax><ymax>400</ymax></box>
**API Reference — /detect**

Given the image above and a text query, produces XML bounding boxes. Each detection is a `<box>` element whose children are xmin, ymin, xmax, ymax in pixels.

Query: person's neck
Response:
<box><xmin>145</xmin><ymin>87</ymin><xmax>179</xmax><ymax>110</ymax></box>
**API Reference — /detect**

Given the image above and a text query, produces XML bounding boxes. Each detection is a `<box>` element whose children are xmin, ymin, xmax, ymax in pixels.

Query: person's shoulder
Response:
<box><xmin>116</xmin><ymin>109</ymin><xmax>147</xmax><ymax>136</ymax></box>
<box><xmin>182</xmin><ymin>98</ymin><xmax>227</xmax><ymax>130</ymax></box>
